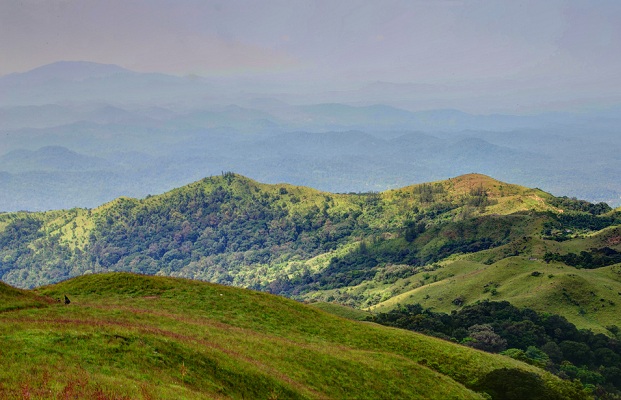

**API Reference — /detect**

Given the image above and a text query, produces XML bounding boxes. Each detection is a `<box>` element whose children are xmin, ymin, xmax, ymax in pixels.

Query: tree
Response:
<box><xmin>466</xmin><ymin>324</ymin><xmax>507</xmax><ymax>352</ymax></box>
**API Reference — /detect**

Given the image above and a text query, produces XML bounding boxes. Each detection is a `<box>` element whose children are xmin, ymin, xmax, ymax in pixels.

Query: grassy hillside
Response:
<box><xmin>368</xmin><ymin>257</ymin><xmax>621</xmax><ymax>333</ymax></box>
<box><xmin>1</xmin><ymin>172</ymin><xmax>620</xmax><ymax>336</ymax></box>
<box><xmin>309</xmin><ymin>302</ymin><xmax>372</xmax><ymax>321</ymax></box>
<box><xmin>353</xmin><ymin>220</ymin><xmax>621</xmax><ymax>333</ymax></box>
<box><xmin>0</xmin><ymin>273</ymin><xmax>587</xmax><ymax>399</ymax></box>
<box><xmin>0</xmin><ymin>280</ymin><xmax>51</xmax><ymax>312</ymax></box>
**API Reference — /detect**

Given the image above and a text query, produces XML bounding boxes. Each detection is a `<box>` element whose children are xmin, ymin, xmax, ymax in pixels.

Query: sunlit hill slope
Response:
<box><xmin>0</xmin><ymin>273</ymin><xmax>587</xmax><ymax>399</ymax></box>
<box><xmin>0</xmin><ymin>172</ymin><xmax>619</xmax><ymax>335</ymax></box>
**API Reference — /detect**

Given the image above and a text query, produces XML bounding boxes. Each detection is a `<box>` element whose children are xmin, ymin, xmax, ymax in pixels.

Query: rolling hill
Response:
<box><xmin>367</xmin><ymin>238</ymin><xmax>621</xmax><ymax>334</ymax></box>
<box><xmin>0</xmin><ymin>272</ymin><xmax>587</xmax><ymax>399</ymax></box>
<box><xmin>2</xmin><ymin>172</ymin><xmax>621</xmax><ymax>395</ymax></box>
<box><xmin>0</xmin><ymin>173</ymin><xmax>558</xmax><ymax>287</ymax></box>
<box><xmin>1</xmin><ymin>172</ymin><xmax>620</xmax><ymax>333</ymax></box>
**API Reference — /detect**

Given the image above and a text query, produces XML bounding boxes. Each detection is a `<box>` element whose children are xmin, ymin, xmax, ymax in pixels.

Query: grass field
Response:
<box><xmin>368</xmin><ymin>255</ymin><xmax>621</xmax><ymax>334</ymax></box>
<box><xmin>0</xmin><ymin>273</ymin><xmax>587</xmax><ymax>399</ymax></box>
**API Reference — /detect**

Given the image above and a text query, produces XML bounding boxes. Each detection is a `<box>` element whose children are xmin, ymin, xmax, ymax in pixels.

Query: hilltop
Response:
<box><xmin>0</xmin><ymin>173</ymin><xmax>621</xmax><ymax>318</ymax></box>
<box><xmin>0</xmin><ymin>172</ymin><xmax>556</xmax><ymax>287</ymax></box>
<box><xmin>0</xmin><ymin>172</ymin><xmax>620</xmax><ymax>335</ymax></box>
<box><xmin>0</xmin><ymin>272</ymin><xmax>587</xmax><ymax>399</ymax></box>
<box><xmin>0</xmin><ymin>280</ymin><xmax>51</xmax><ymax>312</ymax></box>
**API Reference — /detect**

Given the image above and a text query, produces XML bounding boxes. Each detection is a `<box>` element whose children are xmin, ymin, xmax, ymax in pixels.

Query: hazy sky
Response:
<box><xmin>1</xmin><ymin>0</ymin><xmax>620</xmax><ymax>112</ymax></box>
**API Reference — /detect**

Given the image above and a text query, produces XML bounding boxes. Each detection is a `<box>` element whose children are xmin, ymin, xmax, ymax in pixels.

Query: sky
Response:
<box><xmin>1</xmin><ymin>0</ymin><xmax>620</xmax><ymax>113</ymax></box>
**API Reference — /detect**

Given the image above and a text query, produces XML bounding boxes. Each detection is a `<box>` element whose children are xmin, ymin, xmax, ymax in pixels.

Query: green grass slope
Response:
<box><xmin>308</xmin><ymin>302</ymin><xmax>372</xmax><ymax>321</ymax></box>
<box><xmin>0</xmin><ymin>280</ymin><xmax>51</xmax><ymax>312</ymax></box>
<box><xmin>0</xmin><ymin>273</ymin><xmax>586</xmax><ymax>399</ymax></box>
<box><xmin>361</xmin><ymin>220</ymin><xmax>621</xmax><ymax>334</ymax></box>
<box><xmin>369</xmin><ymin>257</ymin><xmax>621</xmax><ymax>334</ymax></box>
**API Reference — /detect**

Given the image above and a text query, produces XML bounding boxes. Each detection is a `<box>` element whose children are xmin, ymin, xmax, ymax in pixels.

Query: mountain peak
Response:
<box><xmin>3</xmin><ymin>61</ymin><xmax>132</xmax><ymax>83</ymax></box>
<box><xmin>447</xmin><ymin>173</ymin><xmax>533</xmax><ymax>196</ymax></box>
<box><xmin>451</xmin><ymin>172</ymin><xmax>501</xmax><ymax>186</ymax></box>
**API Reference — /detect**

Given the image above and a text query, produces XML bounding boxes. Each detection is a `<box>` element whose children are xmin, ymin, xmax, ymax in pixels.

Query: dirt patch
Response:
<box><xmin>607</xmin><ymin>236</ymin><xmax>621</xmax><ymax>246</ymax></box>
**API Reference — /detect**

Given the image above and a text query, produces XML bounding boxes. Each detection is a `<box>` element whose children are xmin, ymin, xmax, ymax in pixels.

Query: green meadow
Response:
<box><xmin>0</xmin><ymin>273</ymin><xmax>586</xmax><ymax>399</ymax></box>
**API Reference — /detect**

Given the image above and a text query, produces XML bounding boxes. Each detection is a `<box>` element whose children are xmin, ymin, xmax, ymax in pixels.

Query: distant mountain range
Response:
<box><xmin>0</xmin><ymin>146</ymin><xmax>112</xmax><ymax>172</ymax></box>
<box><xmin>1</xmin><ymin>61</ymin><xmax>620</xmax><ymax>211</ymax></box>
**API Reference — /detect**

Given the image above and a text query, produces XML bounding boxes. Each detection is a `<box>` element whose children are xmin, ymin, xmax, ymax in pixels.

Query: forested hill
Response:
<box><xmin>0</xmin><ymin>172</ymin><xmax>553</xmax><ymax>287</ymax></box>
<box><xmin>1</xmin><ymin>173</ymin><xmax>620</xmax><ymax>330</ymax></box>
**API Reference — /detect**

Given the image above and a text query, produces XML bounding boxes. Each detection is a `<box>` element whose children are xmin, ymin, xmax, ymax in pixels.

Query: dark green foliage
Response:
<box><xmin>291</xmin><ymin>213</ymin><xmax>533</xmax><ymax>294</ymax></box>
<box><xmin>474</xmin><ymin>368</ymin><xmax>575</xmax><ymax>400</ymax></box>
<box><xmin>542</xmin><ymin>211</ymin><xmax>621</xmax><ymax>240</ymax></box>
<box><xmin>0</xmin><ymin>218</ymin><xmax>42</xmax><ymax>276</ymax></box>
<box><xmin>549</xmin><ymin>196</ymin><xmax>612</xmax><ymax>215</ymax></box>
<box><xmin>309</xmin><ymin>251</ymin><xmax>379</xmax><ymax>290</ymax></box>
<box><xmin>467</xmin><ymin>324</ymin><xmax>508</xmax><ymax>352</ymax></box>
<box><xmin>413</xmin><ymin>183</ymin><xmax>443</xmax><ymax>203</ymax></box>
<box><xmin>0</xmin><ymin>217</ymin><xmax>43</xmax><ymax>248</ymax></box>
<box><xmin>404</xmin><ymin>220</ymin><xmax>426</xmax><ymax>242</ymax></box>
<box><xmin>465</xmin><ymin>185</ymin><xmax>496</xmax><ymax>208</ymax></box>
<box><xmin>370</xmin><ymin>301</ymin><xmax>621</xmax><ymax>396</ymax></box>
<box><xmin>0</xmin><ymin>216</ymin><xmax>84</xmax><ymax>285</ymax></box>
<box><xmin>544</xmin><ymin>248</ymin><xmax>621</xmax><ymax>269</ymax></box>
<box><xmin>88</xmin><ymin>179</ymin><xmax>361</xmax><ymax>276</ymax></box>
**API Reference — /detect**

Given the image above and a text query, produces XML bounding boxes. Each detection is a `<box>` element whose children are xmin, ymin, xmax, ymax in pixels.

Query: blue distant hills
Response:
<box><xmin>0</xmin><ymin>61</ymin><xmax>620</xmax><ymax>211</ymax></box>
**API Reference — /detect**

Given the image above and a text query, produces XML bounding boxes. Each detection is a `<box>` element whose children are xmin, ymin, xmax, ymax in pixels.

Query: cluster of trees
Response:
<box><xmin>86</xmin><ymin>176</ymin><xmax>371</xmax><ymax>281</ymax></box>
<box><xmin>465</xmin><ymin>185</ymin><xmax>496</xmax><ymax>208</ymax></box>
<box><xmin>0</xmin><ymin>217</ymin><xmax>43</xmax><ymax>279</ymax></box>
<box><xmin>549</xmin><ymin>196</ymin><xmax>612</xmax><ymax>215</ymax></box>
<box><xmin>268</xmin><ymin>213</ymin><xmax>536</xmax><ymax>297</ymax></box>
<box><xmin>0</xmin><ymin>215</ymin><xmax>87</xmax><ymax>287</ymax></box>
<box><xmin>412</xmin><ymin>182</ymin><xmax>445</xmax><ymax>203</ymax></box>
<box><xmin>543</xmin><ymin>211</ymin><xmax>621</xmax><ymax>240</ymax></box>
<box><xmin>544</xmin><ymin>248</ymin><xmax>621</xmax><ymax>269</ymax></box>
<box><xmin>371</xmin><ymin>301</ymin><xmax>621</xmax><ymax>397</ymax></box>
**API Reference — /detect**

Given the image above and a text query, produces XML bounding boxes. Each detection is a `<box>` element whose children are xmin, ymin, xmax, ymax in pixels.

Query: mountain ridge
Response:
<box><xmin>1</xmin><ymin>61</ymin><xmax>133</xmax><ymax>83</ymax></box>
<box><xmin>1</xmin><ymin>62</ymin><xmax>620</xmax><ymax>210</ymax></box>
